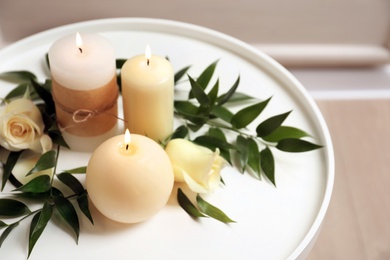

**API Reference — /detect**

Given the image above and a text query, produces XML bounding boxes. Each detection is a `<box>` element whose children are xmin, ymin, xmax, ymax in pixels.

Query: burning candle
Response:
<box><xmin>86</xmin><ymin>129</ymin><xmax>174</xmax><ymax>223</ymax></box>
<box><xmin>121</xmin><ymin>45</ymin><xmax>174</xmax><ymax>143</ymax></box>
<box><xmin>48</xmin><ymin>33</ymin><xmax>119</xmax><ymax>152</ymax></box>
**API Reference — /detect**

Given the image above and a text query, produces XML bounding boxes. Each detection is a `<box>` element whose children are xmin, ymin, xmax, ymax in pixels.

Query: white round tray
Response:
<box><xmin>0</xmin><ymin>18</ymin><xmax>334</xmax><ymax>260</ymax></box>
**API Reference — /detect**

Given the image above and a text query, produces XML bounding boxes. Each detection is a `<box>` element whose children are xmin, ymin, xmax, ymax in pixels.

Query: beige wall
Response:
<box><xmin>0</xmin><ymin>0</ymin><xmax>389</xmax><ymax>66</ymax></box>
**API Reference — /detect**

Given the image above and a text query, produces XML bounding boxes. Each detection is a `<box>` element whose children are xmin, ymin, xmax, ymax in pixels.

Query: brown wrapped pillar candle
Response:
<box><xmin>48</xmin><ymin>33</ymin><xmax>119</xmax><ymax>151</ymax></box>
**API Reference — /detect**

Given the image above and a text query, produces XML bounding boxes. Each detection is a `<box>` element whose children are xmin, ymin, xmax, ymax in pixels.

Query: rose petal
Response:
<box><xmin>182</xmin><ymin>171</ymin><xmax>210</xmax><ymax>194</ymax></box>
<box><xmin>0</xmin><ymin>98</ymin><xmax>49</xmax><ymax>153</ymax></box>
<box><xmin>39</xmin><ymin>135</ymin><xmax>53</xmax><ymax>153</ymax></box>
<box><xmin>165</xmin><ymin>139</ymin><xmax>215</xmax><ymax>184</ymax></box>
<box><xmin>165</xmin><ymin>139</ymin><xmax>225</xmax><ymax>193</ymax></box>
<box><xmin>208</xmin><ymin>149</ymin><xmax>225</xmax><ymax>191</ymax></box>
<box><xmin>27</xmin><ymin>138</ymin><xmax>44</xmax><ymax>153</ymax></box>
<box><xmin>171</xmin><ymin>164</ymin><xmax>186</xmax><ymax>182</ymax></box>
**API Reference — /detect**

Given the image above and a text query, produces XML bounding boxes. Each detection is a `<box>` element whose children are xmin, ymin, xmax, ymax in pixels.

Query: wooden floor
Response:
<box><xmin>307</xmin><ymin>99</ymin><xmax>390</xmax><ymax>260</ymax></box>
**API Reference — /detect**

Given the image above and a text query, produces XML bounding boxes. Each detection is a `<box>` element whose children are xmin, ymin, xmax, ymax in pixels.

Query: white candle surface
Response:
<box><xmin>49</xmin><ymin>33</ymin><xmax>116</xmax><ymax>90</ymax></box>
<box><xmin>121</xmin><ymin>46</ymin><xmax>174</xmax><ymax>143</ymax></box>
<box><xmin>86</xmin><ymin>130</ymin><xmax>174</xmax><ymax>223</ymax></box>
<box><xmin>48</xmin><ymin>33</ymin><xmax>119</xmax><ymax>152</ymax></box>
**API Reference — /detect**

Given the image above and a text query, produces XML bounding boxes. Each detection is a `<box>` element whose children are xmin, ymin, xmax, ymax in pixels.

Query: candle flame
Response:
<box><xmin>76</xmin><ymin>32</ymin><xmax>83</xmax><ymax>53</ymax></box>
<box><xmin>145</xmin><ymin>44</ymin><xmax>151</xmax><ymax>65</ymax></box>
<box><xmin>124</xmin><ymin>129</ymin><xmax>131</xmax><ymax>149</ymax></box>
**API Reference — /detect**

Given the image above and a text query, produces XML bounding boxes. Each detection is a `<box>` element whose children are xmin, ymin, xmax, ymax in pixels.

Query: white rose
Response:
<box><xmin>0</xmin><ymin>98</ymin><xmax>52</xmax><ymax>153</ymax></box>
<box><xmin>165</xmin><ymin>138</ymin><xmax>225</xmax><ymax>193</ymax></box>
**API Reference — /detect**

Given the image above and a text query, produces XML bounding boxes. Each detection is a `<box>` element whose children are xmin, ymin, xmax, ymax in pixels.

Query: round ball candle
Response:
<box><xmin>86</xmin><ymin>129</ymin><xmax>174</xmax><ymax>223</ymax></box>
<box><xmin>121</xmin><ymin>45</ymin><xmax>174</xmax><ymax>143</ymax></box>
<box><xmin>48</xmin><ymin>33</ymin><xmax>119</xmax><ymax>152</ymax></box>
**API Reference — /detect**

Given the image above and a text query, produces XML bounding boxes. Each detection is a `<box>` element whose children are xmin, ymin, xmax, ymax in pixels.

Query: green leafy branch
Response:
<box><xmin>0</xmin><ymin>148</ymin><xmax>92</xmax><ymax>258</ymax></box>
<box><xmin>177</xmin><ymin>188</ymin><xmax>235</xmax><ymax>223</ymax></box>
<box><xmin>0</xmin><ymin>67</ymin><xmax>87</xmax><ymax>258</ymax></box>
<box><xmin>169</xmin><ymin>60</ymin><xmax>322</xmax><ymax>186</ymax></box>
<box><xmin>166</xmin><ymin>60</ymin><xmax>323</xmax><ymax>222</ymax></box>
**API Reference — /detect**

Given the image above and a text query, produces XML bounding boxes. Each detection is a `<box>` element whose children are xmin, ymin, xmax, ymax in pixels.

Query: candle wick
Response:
<box><xmin>126</xmin><ymin>144</ymin><xmax>129</xmax><ymax>150</ymax></box>
<box><xmin>78</xmin><ymin>47</ymin><xmax>83</xmax><ymax>54</ymax></box>
<box><xmin>147</xmin><ymin>58</ymin><xmax>150</xmax><ymax>66</ymax></box>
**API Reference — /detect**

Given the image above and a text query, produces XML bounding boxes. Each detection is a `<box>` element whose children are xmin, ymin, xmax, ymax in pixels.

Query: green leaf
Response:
<box><xmin>77</xmin><ymin>192</ymin><xmax>94</xmax><ymax>225</ymax></box>
<box><xmin>196</xmin><ymin>195</ymin><xmax>235</xmax><ymax>223</ymax></box>
<box><xmin>8</xmin><ymin>173</ymin><xmax>23</xmax><ymax>189</ymax></box>
<box><xmin>220</xmin><ymin>92</ymin><xmax>255</xmax><ymax>103</ymax></box>
<box><xmin>256</xmin><ymin>111</ymin><xmax>292</xmax><ymax>138</ymax></box>
<box><xmin>187</xmin><ymin>123</ymin><xmax>204</xmax><ymax>132</ymax></box>
<box><xmin>13</xmin><ymin>191</ymin><xmax>50</xmax><ymax>200</ymax></box>
<box><xmin>26</xmin><ymin>150</ymin><xmax>56</xmax><ymax>176</ymax></box>
<box><xmin>174</xmin><ymin>65</ymin><xmax>191</xmax><ymax>84</ymax></box>
<box><xmin>57</xmin><ymin>172</ymin><xmax>85</xmax><ymax>195</ymax></box>
<box><xmin>38</xmin><ymin>105</ymin><xmax>53</xmax><ymax>131</ymax></box>
<box><xmin>117</xmin><ymin>74</ymin><xmax>122</xmax><ymax>92</ymax></box>
<box><xmin>47</xmin><ymin>122</ymin><xmax>70</xmax><ymax>148</ymax></box>
<box><xmin>207</xmin><ymin>79</ymin><xmax>219</xmax><ymax>106</ymax></box>
<box><xmin>53</xmin><ymin>195</ymin><xmax>80</xmax><ymax>243</ymax></box>
<box><xmin>3</xmin><ymin>83</ymin><xmax>32</xmax><ymax>101</ymax></box>
<box><xmin>45</xmin><ymin>53</ymin><xmax>50</xmax><ymax>70</ymax></box>
<box><xmin>30</xmin><ymin>78</ymin><xmax>55</xmax><ymax>115</ymax></box>
<box><xmin>28</xmin><ymin>201</ymin><xmax>52</xmax><ymax>258</ymax></box>
<box><xmin>0</xmin><ymin>221</ymin><xmax>7</xmax><ymax>229</ymax></box>
<box><xmin>0</xmin><ymin>71</ymin><xmax>37</xmax><ymax>83</ymax></box>
<box><xmin>216</xmin><ymin>76</ymin><xmax>240</xmax><ymax>106</ymax></box>
<box><xmin>31</xmin><ymin>201</ymin><xmax>52</xmax><ymax>236</ymax></box>
<box><xmin>170</xmin><ymin>125</ymin><xmax>189</xmax><ymax>140</ymax></box>
<box><xmin>2</xmin><ymin>150</ymin><xmax>23</xmax><ymax>191</ymax></box>
<box><xmin>206</xmin><ymin>128</ymin><xmax>232</xmax><ymax>164</ymax></box>
<box><xmin>230</xmin><ymin>97</ymin><xmax>271</xmax><ymax>129</ymax></box>
<box><xmin>196</xmin><ymin>60</ymin><xmax>218</xmax><ymax>89</ymax></box>
<box><xmin>196</xmin><ymin>102</ymin><xmax>211</xmax><ymax>118</ymax></box>
<box><xmin>211</xmin><ymin>105</ymin><xmax>234</xmax><ymax>123</ymax></box>
<box><xmin>0</xmin><ymin>199</ymin><xmax>31</xmax><ymax>217</ymax></box>
<box><xmin>247</xmin><ymin>138</ymin><xmax>261</xmax><ymax>178</ymax></box>
<box><xmin>49</xmin><ymin>129</ymin><xmax>70</xmax><ymax>148</ymax></box>
<box><xmin>65</xmin><ymin>166</ymin><xmax>87</xmax><ymax>174</ymax></box>
<box><xmin>175</xmin><ymin>101</ymin><xmax>208</xmax><ymax>126</ymax></box>
<box><xmin>175</xmin><ymin>100</ymin><xmax>198</xmax><ymax>116</ymax></box>
<box><xmin>188</xmin><ymin>75</ymin><xmax>210</xmax><ymax>107</ymax></box>
<box><xmin>0</xmin><ymin>223</ymin><xmax>19</xmax><ymax>248</ymax></box>
<box><xmin>194</xmin><ymin>135</ymin><xmax>236</xmax><ymax>151</ymax></box>
<box><xmin>276</xmin><ymin>138</ymin><xmax>323</xmax><ymax>152</ymax></box>
<box><xmin>42</xmin><ymin>79</ymin><xmax>52</xmax><ymax>93</ymax></box>
<box><xmin>13</xmin><ymin>175</ymin><xmax>51</xmax><ymax>193</ymax></box>
<box><xmin>236</xmin><ymin>135</ymin><xmax>249</xmax><ymax>173</ymax></box>
<box><xmin>116</xmin><ymin>59</ymin><xmax>127</xmax><ymax>69</ymax></box>
<box><xmin>208</xmin><ymin>127</ymin><xmax>227</xmax><ymax>141</ymax></box>
<box><xmin>262</xmin><ymin>126</ymin><xmax>309</xmax><ymax>142</ymax></box>
<box><xmin>177</xmin><ymin>188</ymin><xmax>207</xmax><ymax>218</ymax></box>
<box><xmin>260</xmin><ymin>146</ymin><xmax>275</xmax><ymax>186</ymax></box>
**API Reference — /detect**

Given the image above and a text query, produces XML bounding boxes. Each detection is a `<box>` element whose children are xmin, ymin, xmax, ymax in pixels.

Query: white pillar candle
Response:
<box><xmin>121</xmin><ymin>45</ymin><xmax>174</xmax><ymax>143</ymax></box>
<box><xmin>48</xmin><ymin>33</ymin><xmax>119</xmax><ymax>152</ymax></box>
<box><xmin>86</xmin><ymin>130</ymin><xmax>174</xmax><ymax>223</ymax></box>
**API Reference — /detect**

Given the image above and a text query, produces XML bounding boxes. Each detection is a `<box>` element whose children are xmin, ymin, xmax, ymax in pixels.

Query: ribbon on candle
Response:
<box><xmin>55</xmin><ymin>108</ymin><xmax>125</xmax><ymax>132</ymax></box>
<box><xmin>52</xmin><ymin>76</ymin><xmax>119</xmax><ymax>137</ymax></box>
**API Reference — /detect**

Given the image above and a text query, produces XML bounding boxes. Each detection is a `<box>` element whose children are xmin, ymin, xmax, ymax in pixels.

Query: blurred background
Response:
<box><xmin>1</xmin><ymin>0</ymin><xmax>390</xmax><ymax>259</ymax></box>
<box><xmin>1</xmin><ymin>0</ymin><xmax>389</xmax><ymax>67</ymax></box>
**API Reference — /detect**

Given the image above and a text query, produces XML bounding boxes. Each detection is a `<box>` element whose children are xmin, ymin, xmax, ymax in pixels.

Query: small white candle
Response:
<box><xmin>121</xmin><ymin>45</ymin><xmax>174</xmax><ymax>143</ymax></box>
<box><xmin>48</xmin><ymin>33</ymin><xmax>119</xmax><ymax>151</ymax></box>
<box><xmin>86</xmin><ymin>129</ymin><xmax>174</xmax><ymax>223</ymax></box>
